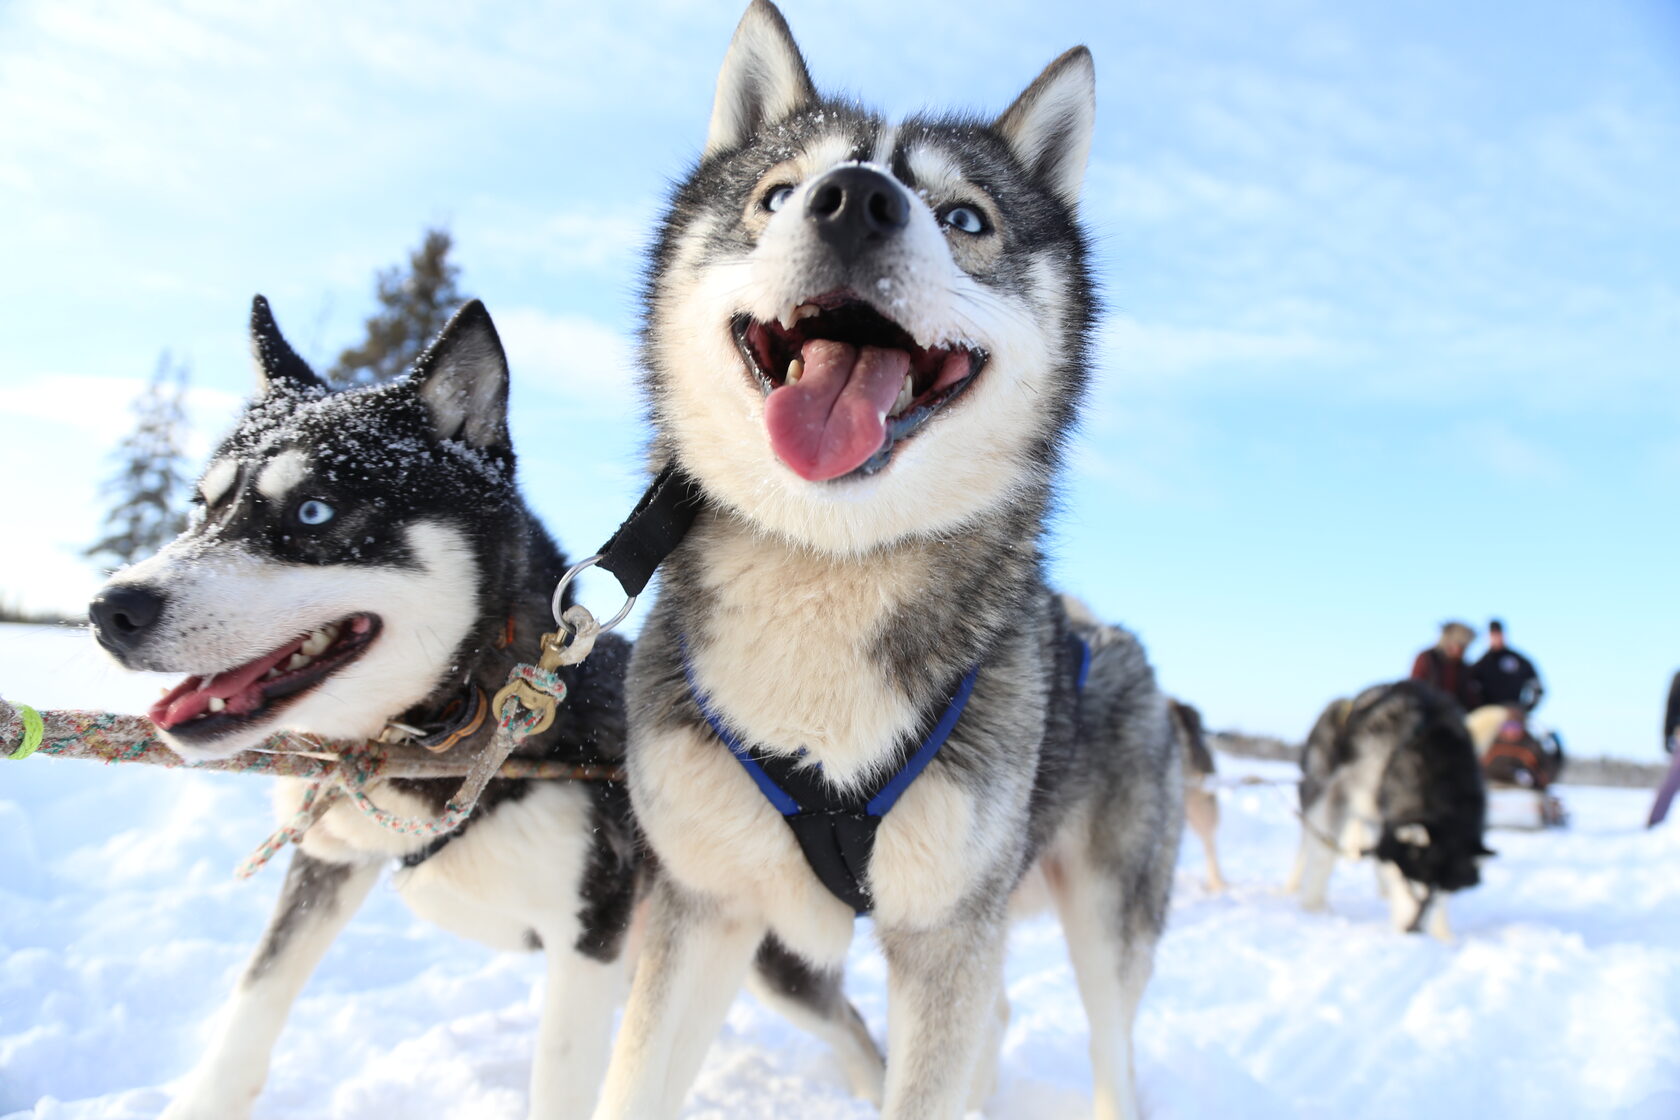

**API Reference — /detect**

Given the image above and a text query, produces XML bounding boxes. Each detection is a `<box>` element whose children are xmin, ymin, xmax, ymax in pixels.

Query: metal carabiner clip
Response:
<box><xmin>549</xmin><ymin>554</ymin><xmax>636</xmax><ymax>634</ymax></box>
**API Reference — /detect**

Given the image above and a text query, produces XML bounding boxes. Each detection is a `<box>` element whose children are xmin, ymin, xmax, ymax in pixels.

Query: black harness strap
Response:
<box><xmin>683</xmin><ymin>631</ymin><xmax>1094</xmax><ymax>914</ymax></box>
<box><xmin>585</xmin><ymin>464</ymin><xmax>1104</xmax><ymax>912</ymax></box>
<box><xmin>399</xmin><ymin>831</ymin><xmax>457</xmax><ymax>869</ymax></box>
<box><xmin>594</xmin><ymin>462</ymin><xmax>706</xmax><ymax>599</ymax></box>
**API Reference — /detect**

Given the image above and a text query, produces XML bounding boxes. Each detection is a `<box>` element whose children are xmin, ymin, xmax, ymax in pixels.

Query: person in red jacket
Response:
<box><xmin>1410</xmin><ymin>621</ymin><xmax>1482</xmax><ymax>712</ymax></box>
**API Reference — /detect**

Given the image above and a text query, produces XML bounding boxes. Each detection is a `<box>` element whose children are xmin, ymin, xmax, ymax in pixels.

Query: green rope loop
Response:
<box><xmin>7</xmin><ymin>704</ymin><xmax>44</xmax><ymax>761</ymax></box>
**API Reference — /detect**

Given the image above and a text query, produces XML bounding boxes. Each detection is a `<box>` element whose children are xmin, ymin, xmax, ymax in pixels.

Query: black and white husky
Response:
<box><xmin>594</xmin><ymin>5</ymin><xmax>1182</xmax><ymax>1118</ymax></box>
<box><xmin>87</xmin><ymin>297</ymin><xmax>880</xmax><ymax>1118</ymax></box>
<box><xmin>1288</xmin><ymin>680</ymin><xmax>1493</xmax><ymax>941</ymax></box>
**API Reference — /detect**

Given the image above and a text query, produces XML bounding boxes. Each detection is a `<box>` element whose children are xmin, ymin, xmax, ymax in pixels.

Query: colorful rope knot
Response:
<box><xmin>239</xmin><ymin>660</ymin><xmax>569</xmax><ymax>878</ymax></box>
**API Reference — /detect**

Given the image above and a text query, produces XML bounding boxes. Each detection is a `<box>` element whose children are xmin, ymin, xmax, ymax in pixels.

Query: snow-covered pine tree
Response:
<box><xmin>326</xmin><ymin>228</ymin><xmax>469</xmax><ymax>388</ymax></box>
<box><xmin>84</xmin><ymin>352</ymin><xmax>191</xmax><ymax>569</ymax></box>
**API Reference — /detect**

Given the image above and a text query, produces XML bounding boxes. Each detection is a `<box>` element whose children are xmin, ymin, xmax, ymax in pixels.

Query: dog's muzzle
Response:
<box><xmin>89</xmin><ymin>584</ymin><xmax>167</xmax><ymax>657</ymax></box>
<box><xmin>805</xmin><ymin>165</ymin><xmax>909</xmax><ymax>265</ymax></box>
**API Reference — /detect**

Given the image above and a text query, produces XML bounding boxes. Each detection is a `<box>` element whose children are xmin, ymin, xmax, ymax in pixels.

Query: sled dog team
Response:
<box><xmin>86</xmin><ymin>4</ymin><xmax>1490</xmax><ymax>1117</ymax></box>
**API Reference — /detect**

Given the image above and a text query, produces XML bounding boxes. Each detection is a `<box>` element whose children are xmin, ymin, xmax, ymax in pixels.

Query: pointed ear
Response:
<box><xmin>412</xmin><ymin>300</ymin><xmax>510</xmax><ymax>451</ymax></box>
<box><xmin>250</xmin><ymin>295</ymin><xmax>324</xmax><ymax>394</ymax></box>
<box><xmin>705</xmin><ymin>0</ymin><xmax>816</xmax><ymax>158</ymax></box>
<box><xmin>993</xmin><ymin>46</ymin><xmax>1096</xmax><ymax>209</ymax></box>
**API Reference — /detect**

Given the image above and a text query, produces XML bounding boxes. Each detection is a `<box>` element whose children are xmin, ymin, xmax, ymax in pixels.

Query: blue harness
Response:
<box><xmin>683</xmin><ymin>633</ymin><xmax>1093</xmax><ymax>913</ymax></box>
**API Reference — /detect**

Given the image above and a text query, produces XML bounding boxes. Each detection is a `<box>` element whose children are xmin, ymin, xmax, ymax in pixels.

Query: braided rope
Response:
<box><xmin>1</xmin><ymin>617</ymin><xmax>610</xmax><ymax>880</ymax></box>
<box><xmin>236</xmin><ymin>665</ymin><xmax>569</xmax><ymax>877</ymax></box>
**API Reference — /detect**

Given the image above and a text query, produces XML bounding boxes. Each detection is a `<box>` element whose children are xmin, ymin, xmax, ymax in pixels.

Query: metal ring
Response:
<box><xmin>550</xmin><ymin>554</ymin><xmax>636</xmax><ymax>633</ymax></box>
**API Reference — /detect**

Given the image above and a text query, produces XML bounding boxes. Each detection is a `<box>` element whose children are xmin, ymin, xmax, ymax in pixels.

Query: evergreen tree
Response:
<box><xmin>327</xmin><ymin>228</ymin><xmax>468</xmax><ymax>387</ymax></box>
<box><xmin>85</xmin><ymin>353</ymin><xmax>191</xmax><ymax>569</ymax></box>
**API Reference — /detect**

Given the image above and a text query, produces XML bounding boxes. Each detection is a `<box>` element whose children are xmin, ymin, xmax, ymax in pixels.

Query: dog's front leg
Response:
<box><xmin>591</xmin><ymin>876</ymin><xmax>763</xmax><ymax>1120</ymax></box>
<box><xmin>527</xmin><ymin>941</ymin><xmax>624</xmax><ymax>1120</ymax></box>
<box><xmin>877</xmin><ymin>913</ymin><xmax>1009</xmax><ymax>1120</ymax></box>
<box><xmin>1293</xmin><ymin>798</ymin><xmax>1341</xmax><ymax>912</ymax></box>
<box><xmin>161</xmin><ymin>851</ymin><xmax>381</xmax><ymax>1120</ymax></box>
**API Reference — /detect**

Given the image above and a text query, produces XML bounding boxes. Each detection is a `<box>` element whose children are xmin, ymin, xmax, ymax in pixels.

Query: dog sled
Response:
<box><xmin>1469</xmin><ymin>705</ymin><xmax>1568</xmax><ymax>830</ymax></box>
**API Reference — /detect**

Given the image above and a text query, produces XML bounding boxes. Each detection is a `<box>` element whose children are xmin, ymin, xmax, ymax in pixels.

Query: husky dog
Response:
<box><xmin>1288</xmin><ymin>680</ymin><xmax>1493</xmax><ymax>941</ymax></box>
<box><xmin>88</xmin><ymin>298</ymin><xmax>880</xmax><ymax>1119</ymax></box>
<box><xmin>1169</xmin><ymin>700</ymin><xmax>1226</xmax><ymax>892</ymax></box>
<box><xmin>594</xmin><ymin>4</ymin><xmax>1181</xmax><ymax>1118</ymax></box>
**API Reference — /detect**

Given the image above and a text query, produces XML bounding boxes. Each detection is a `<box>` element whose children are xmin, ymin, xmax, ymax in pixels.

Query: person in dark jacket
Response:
<box><xmin>1472</xmin><ymin>619</ymin><xmax>1545</xmax><ymax>712</ymax></box>
<box><xmin>1411</xmin><ymin>621</ymin><xmax>1482</xmax><ymax>712</ymax></box>
<box><xmin>1649</xmin><ymin>670</ymin><xmax>1680</xmax><ymax>828</ymax></box>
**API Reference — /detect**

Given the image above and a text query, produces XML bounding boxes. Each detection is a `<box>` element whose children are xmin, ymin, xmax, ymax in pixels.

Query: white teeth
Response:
<box><xmin>300</xmin><ymin>626</ymin><xmax>336</xmax><ymax>657</ymax></box>
<box><xmin>891</xmin><ymin>375</ymin><xmax>914</xmax><ymax>417</ymax></box>
<box><xmin>779</xmin><ymin>303</ymin><xmax>822</xmax><ymax>330</ymax></box>
<box><xmin>207</xmin><ymin>697</ymin><xmax>226</xmax><ymax>713</ymax></box>
<box><xmin>786</xmin><ymin>358</ymin><xmax>804</xmax><ymax>386</ymax></box>
<box><xmin>264</xmin><ymin>667</ymin><xmax>282</xmax><ymax>679</ymax></box>
<box><xmin>287</xmin><ymin>652</ymin><xmax>312</xmax><ymax>671</ymax></box>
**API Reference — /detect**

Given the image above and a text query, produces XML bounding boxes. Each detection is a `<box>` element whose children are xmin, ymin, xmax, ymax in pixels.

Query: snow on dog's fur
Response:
<box><xmin>596</xmin><ymin>6</ymin><xmax>1182</xmax><ymax>1119</ymax></box>
<box><xmin>89</xmin><ymin>298</ymin><xmax>880</xmax><ymax>1119</ymax></box>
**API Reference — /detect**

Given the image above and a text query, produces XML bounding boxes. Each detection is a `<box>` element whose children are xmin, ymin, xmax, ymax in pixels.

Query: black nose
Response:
<box><xmin>89</xmin><ymin>585</ymin><xmax>167</xmax><ymax>654</ymax></box>
<box><xmin>804</xmin><ymin>165</ymin><xmax>909</xmax><ymax>263</ymax></box>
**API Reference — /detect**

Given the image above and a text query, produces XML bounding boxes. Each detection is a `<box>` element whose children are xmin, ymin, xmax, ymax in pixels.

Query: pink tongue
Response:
<box><xmin>148</xmin><ymin>640</ymin><xmax>301</xmax><ymax>730</ymax></box>
<box><xmin>764</xmin><ymin>340</ymin><xmax>911</xmax><ymax>481</ymax></box>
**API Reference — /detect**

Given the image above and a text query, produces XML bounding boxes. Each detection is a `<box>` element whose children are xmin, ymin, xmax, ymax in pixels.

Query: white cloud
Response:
<box><xmin>1446</xmin><ymin>420</ymin><xmax>1564</xmax><ymax>483</ymax></box>
<box><xmin>1104</xmin><ymin>314</ymin><xmax>1338</xmax><ymax>380</ymax></box>
<box><xmin>460</xmin><ymin>200</ymin><xmax>657</xmax><ymax>278</ymax></box>
<box><xmin>0</xmin><ymin>375</ymin><xmax>242</xmax><ymax>448</ymax></box>
<box><xmin>0</xmin><ymin>373</ymin><xmax>244</xmax><ymax>614</ymax></box>
<box><xmin>494</xmin><ymin>308</ymin><xmax>641</xmax><ymax>417</ymax></box>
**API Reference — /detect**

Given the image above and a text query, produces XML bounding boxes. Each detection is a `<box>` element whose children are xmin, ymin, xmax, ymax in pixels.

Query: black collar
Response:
<box><xmin>383</xmin><ymin>684</ymin><xmax>489</xmax><ymax>754</ymax></box>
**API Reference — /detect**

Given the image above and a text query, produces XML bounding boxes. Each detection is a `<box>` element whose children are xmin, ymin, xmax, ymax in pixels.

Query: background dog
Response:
<box><xmin>88</xmin><ymin>297</ymin><xmax>879</xmax><ymax>1119</ymax></box>
<box><xmin>594</xmin><ymin>5</ymin><xmax>1182</xmax><ymax>1118</ymax></box>
<box><xmin>1289</xmin><ymin>680</ymin><xmax>1493</xmax><ymax>940</ymax></box>
<box><xmin>1169</xmin><ymin>699</ymin><xmax>1226</xmax><ymax>892</ymax></box>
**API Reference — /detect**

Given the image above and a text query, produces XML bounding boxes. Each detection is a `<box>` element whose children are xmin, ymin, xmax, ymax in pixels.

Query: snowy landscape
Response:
<box><xmin>2</xmin><ymin>622</ymin><xmax>1675</xmax><ymax>1119</ymax></box>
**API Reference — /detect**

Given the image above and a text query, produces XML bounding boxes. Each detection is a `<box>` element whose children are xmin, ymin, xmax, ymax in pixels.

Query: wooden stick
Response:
<box><xmin>0</xmin><ymin>697</ymin><xmax>622</xmax><ymax>783</ymax></box>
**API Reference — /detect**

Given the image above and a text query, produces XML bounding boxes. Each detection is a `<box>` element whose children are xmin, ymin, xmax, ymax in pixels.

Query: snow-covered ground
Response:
<box><xmin>2</xmin><ymin>623</ymin><xmax>1676</xmax><ymax>1119</ymax></box>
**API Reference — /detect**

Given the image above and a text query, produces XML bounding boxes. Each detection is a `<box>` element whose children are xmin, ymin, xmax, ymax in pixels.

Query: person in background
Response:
<box><xmin>1472</xmin><ymin>619</ymin><xmax>1545</xmax><ymax>712</ymax></box>
<box><xmin>1648</xmin><ymin>670</ymin><xmax>1680</xmax><ymax>828</ymax></box>
<box><xmin>1411</xmin><ymin>621</ymin><xmax>1482</xmax><ymax>712</ymax></box>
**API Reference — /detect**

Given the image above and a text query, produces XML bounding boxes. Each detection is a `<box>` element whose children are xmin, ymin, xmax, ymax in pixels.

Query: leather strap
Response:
<box><xmin>594</xmin><ymin>462</ymin><xmax>706</xmax><ymax>599</ymax></box>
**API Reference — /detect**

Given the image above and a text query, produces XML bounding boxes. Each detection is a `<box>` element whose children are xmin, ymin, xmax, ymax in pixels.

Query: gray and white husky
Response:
<box><xmin>1288</xmin><ymin>680</ymin><xmax>1493</xmax><ymax>941</ymax></box>
<box><xmin>88</xmin><ymin>297</ymin><xmax>880</xmax><ymax>1119</ymax></box>
<box><xmin>594</xmin><ymin>4</ymin><xmax>1182</xmax><ymax>1118</ymax></box>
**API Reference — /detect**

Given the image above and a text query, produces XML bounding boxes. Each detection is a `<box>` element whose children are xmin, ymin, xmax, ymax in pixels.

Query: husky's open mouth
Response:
<box><xmin>731</xmin><ymin>291</ymin><xmax>987</xmax><ymax>481</ymax></box>
<box><xmin>149</xmin><ymin>614</ymin><xmax>382</xmax><ymax>741</ymax></box>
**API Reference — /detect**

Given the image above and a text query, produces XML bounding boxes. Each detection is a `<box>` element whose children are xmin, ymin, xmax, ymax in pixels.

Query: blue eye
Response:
<box><xmin>942</xmin><ymin>205</ymin><xmax>987</xmax><ymax>235</ymax></box>
<box><xmin>295</xmin><ymin>499</ymin><xmax>335</xmax><ymax>527</ymax></box>
<box><xmin>764</xmin><ymin>184</ymin><xmax>795</xmax><ymax>213</ymax></box>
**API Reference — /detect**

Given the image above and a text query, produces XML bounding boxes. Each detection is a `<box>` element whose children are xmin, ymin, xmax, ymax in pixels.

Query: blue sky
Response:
<box><xmin>2</xmin><ymin>0</ymin><xmax>1676</xmax><ymax>758</ymax></box>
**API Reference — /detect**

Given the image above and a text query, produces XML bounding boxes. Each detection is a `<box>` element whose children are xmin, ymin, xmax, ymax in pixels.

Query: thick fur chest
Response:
<box><xmin>676</xmin><ymin>524</ymin><xmax>940</xmax><ymax>787</ymax></box>
<box><xmin>629</xmin><ymin>524</ymin><xmax>1056</xmax><ymax>953</ymax></box>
